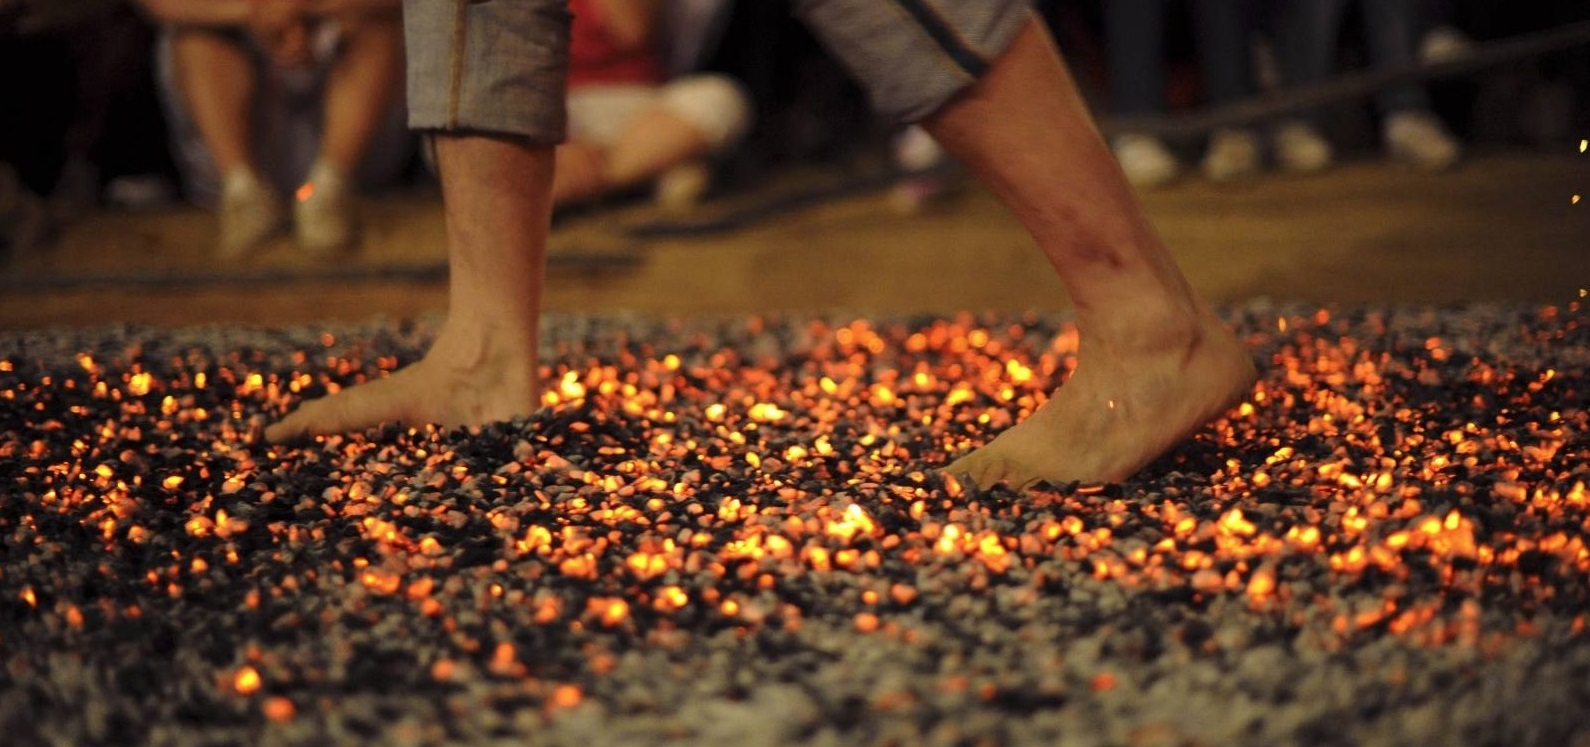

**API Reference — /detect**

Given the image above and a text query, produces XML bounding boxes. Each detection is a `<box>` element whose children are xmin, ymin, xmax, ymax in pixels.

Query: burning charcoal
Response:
<box><xmin>4</xmin><ymin>304</ymin><xmax>1590</xmax><ymax>744</ymax></box>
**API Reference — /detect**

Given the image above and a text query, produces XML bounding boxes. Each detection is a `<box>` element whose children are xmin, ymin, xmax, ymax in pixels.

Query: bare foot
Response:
<box><xmin>945</xmin><ymin>311</ymin><xmax>1257</xmax><ymax>488</ymax></box>
<box><xmin>263</xmin><ymin>327</ymin><xmax>539</xmax><ymax>444</ymax></box>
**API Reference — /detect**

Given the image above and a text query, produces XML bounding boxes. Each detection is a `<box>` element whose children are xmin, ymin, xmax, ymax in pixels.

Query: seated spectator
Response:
<box><xmin>552</xmin><ymin>0</ymin><xmax>751</xmax><ymax>210</ymax></box>
<box><xmin>137</xmin><ymin>0</ymin><xmax>409</xmax><ymax>258</ymax></box>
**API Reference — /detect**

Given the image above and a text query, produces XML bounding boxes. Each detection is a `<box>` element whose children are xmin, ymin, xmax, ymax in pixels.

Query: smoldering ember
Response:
<box><xmin>2</xmin><ymin>302</ymin><xmax>1588</xmax><ymax>746</ymax></box>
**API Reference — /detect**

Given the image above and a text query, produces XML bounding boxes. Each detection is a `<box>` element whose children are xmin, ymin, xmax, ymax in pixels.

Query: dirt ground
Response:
<box><xmin>2</xmin><ymin>151</ymin><xmax>1586</xmax><ymax>331</ymax></box>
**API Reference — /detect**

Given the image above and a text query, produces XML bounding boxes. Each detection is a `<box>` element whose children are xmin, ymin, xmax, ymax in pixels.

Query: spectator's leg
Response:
<box><xmin>600</xmin><ymin>76</ymin><xmax>749</xmax><ymax>195</ymax></box>
<box><xmin>1102</xmin><ymin>0</ymin><xmax>1180</xmax><ymax>187</ymax></box>
<box><xmin>1192</xmin><ymin>0</ymin><xmax>1263</xmax><ymax>181</ymax></box>
<box><xmin>551</xmin><ymin>141</ymin><xmax>608</xmax><ymax>206</ymax></box>
<box><xmin>1192</xmin><ymin>0</ymin><xmax>1253</xmax><ymax>106</ymax></box>
<box><xmin>1273</xmin><ymin>0</ymin><xmax>1345</xmax><ymax>114</ymax></box>
<box><xmin>294</xmin><ymin>11</ymin><xmax>405</xmax><ymax>254</ymax></box>
<box><xmin>169</xmin><ymin>29</ymin><xmax>257</xmax><ymax>179</ymax></box>
<box><xmin>1361</xmin><ymin>0</ymin><xmax>1460</xmax><ymax>169</ymax></box>
<box><xmin>1359</xmin><ymin>0</ymin><xmax>1430</xmax><ymax>116</ymax></box>
<box><xmin>1104</xmin><ymin>0</ymin><xmax>1167</xmax><ymax>117</ymax></box>
<box><xmin>1271</xmin><ymin>0</ymin><xmax>1345</xmax><ymax>173</ymax></box>
<box><xmin>170</xmin><ymin>28</ymin><xmax>288</xmax><ymax>257</ymax></box>
<box><xmin>318</xmin><ymin>12</ymin><xmax>405</xmax><ymax>176</ymax></box>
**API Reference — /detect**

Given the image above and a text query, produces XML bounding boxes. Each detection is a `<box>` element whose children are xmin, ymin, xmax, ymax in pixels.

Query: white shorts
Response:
<box><xmin>566</xmin><ymin>74</ymin><xmax>752</xmax><ymax>153</ymax></box>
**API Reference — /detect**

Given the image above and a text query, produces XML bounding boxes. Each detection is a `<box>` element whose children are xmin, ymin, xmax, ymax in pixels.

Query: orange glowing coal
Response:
<box><xmin>234</xmin><ymin>665</ymin><xmax>262</xmax><ymax>696</ymax></box>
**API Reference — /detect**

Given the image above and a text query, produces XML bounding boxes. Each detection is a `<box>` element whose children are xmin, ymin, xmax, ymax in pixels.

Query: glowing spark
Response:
<box><xmin>263</xmin><ymin>696</ymin><xmax>295</xmax><ymax>722</ymax></box>
<box><xmin>295</xmin><ymin>183</ymin><xmax>315</xmax><ymax>202</ymax></box>
<box><xmin>551</xmin><ymin>685</ymin><xmax>583</xmax><ymax>709</ymax></box>
<box><xmin>127</xmin><ymin>372</ymin><xmax>152</xmax><ymax>397</ymax></box>
<box><xmin>234</xmin><ymin>666</ymin><xmax>262</xmax><ymax>695</ymax></box>
<box><xmin>600</xmin><ymin>598</ymin><xmax>629</xmax><ymax>627</ymax></box>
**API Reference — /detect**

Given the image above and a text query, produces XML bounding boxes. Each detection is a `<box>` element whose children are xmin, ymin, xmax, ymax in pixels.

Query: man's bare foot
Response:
<box><xmin>945</xmin><ymin>311</ymin><xmax>1257</xmax><ymax>489</ymax></box>
<box><xmin>263</xmin><ymin>327</ymin><xmax>539</xmax><ymax>444</ymax></box>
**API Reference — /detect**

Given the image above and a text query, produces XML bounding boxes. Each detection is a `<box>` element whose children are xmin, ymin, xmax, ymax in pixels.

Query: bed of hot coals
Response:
<box><xmin>2</xmin><ymin>302</ymin><xmax>1589</xmax><ymax>746</ymax></box>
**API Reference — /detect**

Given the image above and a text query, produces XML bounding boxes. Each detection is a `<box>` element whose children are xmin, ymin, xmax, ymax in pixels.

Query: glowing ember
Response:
<box><xmin>234</xmin><ymin>666</ymin><xmax>262</xmax><ymax>696</ymax></box>
<box><xmin>2</xmin><ymin>306</ymin><xmax>1589</xmax><ymax>743</ymax></box>
<box><xmin>262</xmin><ymin>696</ymin><xmax>295</xmax><ymax>723</ymax></box>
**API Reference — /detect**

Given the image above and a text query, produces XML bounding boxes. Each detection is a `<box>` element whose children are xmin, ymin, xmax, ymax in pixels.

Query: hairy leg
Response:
<box><xmin>929</xmin><ymin>19</ymin><xmax>1256</xmax><ymax>487</ymax></box>
<box><xmin>170</xmin><ymin>28</ymin><xmax>257</xmax><ymax>176</ymax></box>
<box><xmin>265</xmin><ymin>134</ymin><xmax>549</xmax><ymax>442</ymax></box>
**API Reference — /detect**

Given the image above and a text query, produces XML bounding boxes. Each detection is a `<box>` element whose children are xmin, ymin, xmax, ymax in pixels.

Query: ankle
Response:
<box><xmin>1076</xmin><ymin>300</ymin><xmax>1205</xmax><ymax>357</ymax></box>
<box><xmin>429</xmin><ymin>318</ymin><xmax>538</xmax><ymax>374</ymax></box>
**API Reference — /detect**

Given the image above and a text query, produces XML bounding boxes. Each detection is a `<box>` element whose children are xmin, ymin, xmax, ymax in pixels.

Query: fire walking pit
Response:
<box><xmin>2</xmin><ymin>302</ymin><xmax>1588</xmax><ymax>746</ymax></box>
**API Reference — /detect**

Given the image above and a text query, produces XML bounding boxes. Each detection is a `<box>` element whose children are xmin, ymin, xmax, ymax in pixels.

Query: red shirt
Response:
<box><xmin>568</xmin><ymin>0</ymin><xmax>663</xmax><ymax>89</ymax></box>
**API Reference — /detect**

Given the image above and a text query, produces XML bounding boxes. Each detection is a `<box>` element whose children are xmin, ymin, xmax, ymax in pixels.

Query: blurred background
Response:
<box><xmin>1</xmin><ymin>0</ymin><xmax>1587</xmax><ymax>330</ymax></box>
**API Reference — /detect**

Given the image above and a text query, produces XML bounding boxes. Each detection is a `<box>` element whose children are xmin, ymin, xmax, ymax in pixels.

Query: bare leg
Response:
<box><xmin>317</xmin><ymin>13</ymin><xmax>404</xmax><ymax>174</ymax></box>
<box><xmin>550</xmin><ymin>141</ymin><xmax>607</xmax><ymax>206</ymax></box>
<box><xmin>552</xmin><ymin>107</ymin><xmax>712</xmax><ymax>207</ymax></box>
<box><xmin>170</xmin><ymin>28</ymin><xmax>257</xmax><ymax>177</ymax></box>
<box><xmin>265</xmin><ymin>134</ymin><xmax>548</xmax><ymax>442</ymax></box>
<box><xmin>600</xmin><ymin>106</ymin><xmax>711</xmax><ymax>190</ymax></box>
<box><xmin>936</xmin><ymin>20</ymin><xmax>1256</xmax><ymax>487</ymax></box>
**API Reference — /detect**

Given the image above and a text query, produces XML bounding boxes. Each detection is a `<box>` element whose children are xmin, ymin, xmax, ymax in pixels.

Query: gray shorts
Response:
<box><xmin>403</xmin><ymin>0</ymin><xmax>1031</xmax><ymax>144</ymax></box>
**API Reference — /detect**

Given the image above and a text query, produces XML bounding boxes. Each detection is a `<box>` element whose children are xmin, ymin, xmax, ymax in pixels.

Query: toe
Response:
<box><xmin>264</xmin><ymin>376</ymin><xmax>412</xmax><ymax>444</ymax></box>
<box><xmin>944</xmin><ymin>451</ymin><xmax>998</xmax><ymax>492</ymax></box>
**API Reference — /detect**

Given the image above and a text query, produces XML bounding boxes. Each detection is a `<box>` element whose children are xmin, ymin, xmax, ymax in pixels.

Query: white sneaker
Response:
<box><xmin>1272</xmin><ymin>121</ymin><xmax>1333</xmax><ymax>175</ymax></box>
<box><xmin>1383</xmin><ymin>110</ymin><xmax>1461</xmax><ymax>171</ymax></box>
<box><xmin>1201</xmin><ymin>128</ymin><xmax>1263</xmax><ymax>183</ymax></box>
<box><xmin>653</xmin><ymin>161</ymin><xmax>711</xmax><ymax>213</ymax></box>
<box><xmin>1111</xmin><ymin>133</ymin><xmax>1180</xmax><ymax>188</ymax></box>
<box><xmin>1420</xmin><ymin>26</ymin><xmax>1473</xmax><ymax>65</ymax></box>
<box><xmin>294</xmin><ymin>160</ymin><xmax>358</xmax><ymax>256</ymax></box>
<box><xmin>218</xmin><ymin>169</ymin><xmax>285</xmax><ymax>260</ymax></box>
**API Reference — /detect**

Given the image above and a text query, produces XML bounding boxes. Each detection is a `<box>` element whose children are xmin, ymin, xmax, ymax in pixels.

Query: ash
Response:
<box><xmin>2</xmin><ymin>303</ymin><xmax>1589</xmax><ymax>746</ymax></box>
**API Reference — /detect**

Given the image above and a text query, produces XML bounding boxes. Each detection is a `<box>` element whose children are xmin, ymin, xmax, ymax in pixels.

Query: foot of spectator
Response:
<box><xmin>1384</xmin><ymin>111</ymin><xmax>1461</xmax><ymax>172</ymax></box>
<box><xmin>1202</xmin><ymin>128</ymin><xmax>1263</xmax><ymax>183</ymax></box>
<box><xmin>1272</xmin><ymin>122</ymin><xmax>1333</xmax><ymax>175</ymax></box>
<box><xmin>295</xmin><ymin>159</ymin><xmax>359</xmax><ymax>256</ymax></box>
<box><xmin>218</xmin><ymin>169</ymin><xmax>285</xmax><ymax>259</ymax></box>
<box><xmin>1111</xmin><ymin>134</ymin><xmax>1180</xmax><ymax>189</ymax></box>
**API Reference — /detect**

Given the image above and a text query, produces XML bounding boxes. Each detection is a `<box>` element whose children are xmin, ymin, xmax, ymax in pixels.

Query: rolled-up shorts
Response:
<box><xmin>403</xmin><ymin>0</ymin><xmax>1032</xmax><ymax>144</ymax></box>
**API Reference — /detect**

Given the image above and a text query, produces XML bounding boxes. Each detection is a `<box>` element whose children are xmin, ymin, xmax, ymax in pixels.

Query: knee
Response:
<box><xmin>661</xmin><ymin>74</ymin><xmax>754</xmax><ymax>153</ymax></box>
